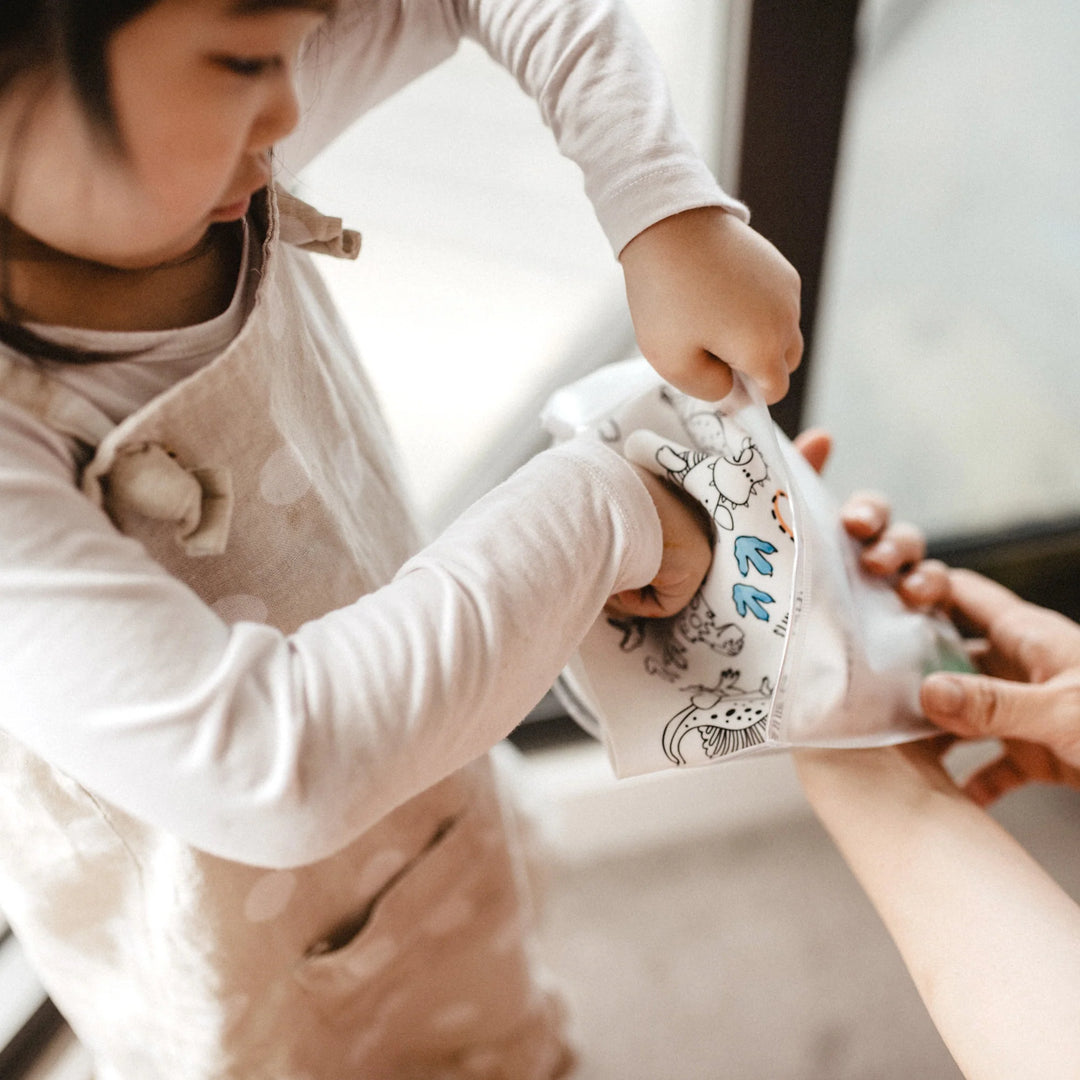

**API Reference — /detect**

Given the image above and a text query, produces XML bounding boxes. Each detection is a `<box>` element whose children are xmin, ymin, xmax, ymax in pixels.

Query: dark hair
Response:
<box><xmin>2</xmin><ymin>2</ymin><xmax>160</xmax><ymax>139</ymax></box>
<box><xmin>0</xmin><ymin>2</ymin><xmax>163</xmax><ymax>362</ymax></box>
<box><xmin>0</xmin><ymin>0</ymin><xmax>336</xmax><ymax>365</ymax></box>
<box><xmin>2</xmin><ymin>0</ymin><xmax>337</xmax><ymax>137</ymax></box>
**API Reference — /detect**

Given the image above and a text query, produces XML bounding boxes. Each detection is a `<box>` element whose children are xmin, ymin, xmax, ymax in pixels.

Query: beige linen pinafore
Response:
<box><xmin>0</xmin><ymin>190</ymin><xmax>571</xmax><ymax>1079</ymax></box>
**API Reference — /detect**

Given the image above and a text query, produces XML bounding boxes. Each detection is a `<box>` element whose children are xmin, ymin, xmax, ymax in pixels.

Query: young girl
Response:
<box><xmin>0</xmin><ymin>1</ymin><xmax>800</xmax><ymax>1076</ymax></box>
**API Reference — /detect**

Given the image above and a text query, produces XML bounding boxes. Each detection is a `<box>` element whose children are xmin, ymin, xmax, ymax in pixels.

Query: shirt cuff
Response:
<box><xmin>552</xmin><ymin>436</ymin><xmax>664</xmax><ymax>593</ymax></box>
<box><xmin>594</xmin><ymin>161</ymin><xmax>751</xmax><ymax>258</ymax></box>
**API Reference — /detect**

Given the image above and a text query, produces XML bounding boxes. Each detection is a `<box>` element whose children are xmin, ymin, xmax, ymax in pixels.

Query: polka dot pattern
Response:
<box><xmin>355</xmin><ymin>848</ymin><xmax>409</xmax><ymax>895</ymax></box>
<box><xmin>343</xmin><ymin>935</ymin><xmax>397</xmax><ymax>982</ymax></box>
<box><xmin>346</xmin><ymin>1023</ymin><xmax>387</xmax><ymax>1066</ymax></box>
<box><xmin>243</xmin><ymin>870</ymin><xmax>297</xmax><ymax>923</ymax></box>
<box><xmin>259</xmin><ymin>445</ymin><xmax>312</xmax><ymax>506</ymax></box>
<box><xmin>429</xmin><ymin>1001</ymin><xmax>482</xmax><ymax>1033</ymax></box>
<box><xmin>421</xmin><ymin>893</ymin><xmax>475</xmax><ymax>936</ymax></box>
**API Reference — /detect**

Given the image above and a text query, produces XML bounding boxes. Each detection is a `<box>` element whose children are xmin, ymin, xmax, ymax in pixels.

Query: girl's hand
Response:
<box><xmin>920</xmin><ymin>569</ymin><xmax>1080</xmax><ymax>804</ymax></box>
<box><xmin>619</xmin><ymin>207</ymin><xmax>803</xmax><ymax>405</ymax></box>
<box><xmin>606</xmin><ymin>466</ymin><xmax>713</xmax><ymax>620</ymax></box>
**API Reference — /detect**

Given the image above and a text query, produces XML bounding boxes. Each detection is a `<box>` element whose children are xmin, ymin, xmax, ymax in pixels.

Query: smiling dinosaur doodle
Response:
<box><xmin>646</xmin><ymin>437</ymin><xmax>769</xmax><ymax>532</ymax></box>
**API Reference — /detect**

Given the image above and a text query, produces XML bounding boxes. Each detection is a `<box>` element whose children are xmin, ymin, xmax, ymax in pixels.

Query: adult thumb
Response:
<box><xmin>920</xmin><ymin>673</ymin><xmax>1057</xmax><ymax>743</ymax></box>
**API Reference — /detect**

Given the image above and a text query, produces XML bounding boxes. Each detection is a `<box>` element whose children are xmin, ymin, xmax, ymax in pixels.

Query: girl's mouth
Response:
<box><xmin>209</xmin><ymin>194</ymin><xmax>254</xmax><ymax>222</ymax></box>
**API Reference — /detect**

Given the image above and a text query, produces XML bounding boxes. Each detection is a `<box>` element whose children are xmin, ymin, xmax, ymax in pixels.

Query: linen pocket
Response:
<box><xmin>293</xmin><ymin>801</ymin><xmax>515</xmax><ymax>1011</ymax></box>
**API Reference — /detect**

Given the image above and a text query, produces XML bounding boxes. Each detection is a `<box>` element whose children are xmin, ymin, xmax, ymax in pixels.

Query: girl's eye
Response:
<box><xmin>212</xmin><ymin>55</ymin><xmax>282</xmax><ymax>78</ymax></box>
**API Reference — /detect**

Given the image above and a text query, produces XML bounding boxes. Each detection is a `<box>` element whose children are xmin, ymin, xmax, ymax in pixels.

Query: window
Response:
<box><xmin>808</xmin><ymin>0</ymin><xmax>1080</xmax><ymax>542</ymax></box>
<box><xmin>299</xmin><ymin>0</ymin><xmax>735</xmax><ymax>531</ymax></box>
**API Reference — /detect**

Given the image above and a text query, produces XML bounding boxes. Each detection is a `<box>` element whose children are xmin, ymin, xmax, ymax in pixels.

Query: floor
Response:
<box><xmin>525</xmin><ymin>740</ymin><xmax>1080</xmax><ymax>1079</ymax></box>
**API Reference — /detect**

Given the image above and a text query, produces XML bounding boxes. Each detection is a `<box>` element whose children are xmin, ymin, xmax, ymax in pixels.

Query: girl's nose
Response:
<box><xmin>248</xmin><ymin>72</ymin><xmax>302</xmax><ymax>152</ymax></box>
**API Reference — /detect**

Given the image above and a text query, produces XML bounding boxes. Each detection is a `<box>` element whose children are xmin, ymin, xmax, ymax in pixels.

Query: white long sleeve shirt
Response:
<box><xmin>0</xmin><ymin>0</ymin><xmax>738</xmax><ymax>867</ymax></box>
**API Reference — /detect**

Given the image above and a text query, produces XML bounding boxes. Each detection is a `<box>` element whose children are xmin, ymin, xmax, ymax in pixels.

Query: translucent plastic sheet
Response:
<box><xmin>543</xmin><ymin>358</ymin><xmax>971</xmax><ymax>778</ymax></box>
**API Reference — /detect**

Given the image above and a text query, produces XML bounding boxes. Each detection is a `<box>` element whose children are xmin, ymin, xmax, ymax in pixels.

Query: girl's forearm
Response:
<box><xmin>796</xmin><ymin>746</ymin><xmax>1080</xmax><ymax>1080</ymax></box>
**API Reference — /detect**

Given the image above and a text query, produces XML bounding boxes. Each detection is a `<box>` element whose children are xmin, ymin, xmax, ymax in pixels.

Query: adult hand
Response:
<box><xmin>620</xmin><ymin>207</ymin><xmax>802</xmax><ymax>404</ymax></box>
<box><xmin>793</xmin><ymin>429</ymin><xmax>950</xmax><ymax>608</ymax></box>
<box><xmin>921</xmin><ymin>568</ymin><xmax>1080</xmax><ymax>804</ymax></box>
<box><xmin>838</xmin><ymin>487</ymin><xmax>950</xmax><ymax>609</ymax></box>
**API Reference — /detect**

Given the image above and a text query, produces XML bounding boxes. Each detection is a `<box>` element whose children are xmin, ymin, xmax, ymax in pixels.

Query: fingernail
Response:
<box><xmin>902</xmin><ymin>570</ymin><xmax>933</xmax><ymax>606</ymax></box>
<box><xmin>922</xmin><ymin>675</ymin><xmax>964</xmax><ymax>717</ymax></box>
<box><xmin>865</xmin><ymin>540</ymin><xmax>898</xmax><ymax>568</ymax></box>
<box><xmin>843</xmin><ymin>505</ymin><xmax>878</xmax><ymax>531</ymax></box>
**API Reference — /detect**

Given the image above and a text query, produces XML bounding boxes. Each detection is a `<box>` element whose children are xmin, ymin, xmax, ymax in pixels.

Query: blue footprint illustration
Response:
<box><xmin>734</xmin><ymin>535</ymin><xmax>777</xmax><ymax>578</ymax></box>
<box><xmin>732</xmin><ymin>583</ymin><xmax>775</xmax><ymax>621</ymax></box>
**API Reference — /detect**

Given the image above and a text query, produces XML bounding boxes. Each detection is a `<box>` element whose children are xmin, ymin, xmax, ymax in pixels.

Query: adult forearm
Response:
<box><xmin>797</xmin><ymin>745</ymin><xmax>1080</xmax><ymax>1080</ymax></box>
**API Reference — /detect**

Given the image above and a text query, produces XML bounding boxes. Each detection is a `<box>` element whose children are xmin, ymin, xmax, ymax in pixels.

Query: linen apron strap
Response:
<box><xmin>0</xmin><ymin>353</ymin><xmax>235</xmax><ymax>557</ymax></box>
<box><xmin>0</xmin><ymin>353</ymin><xmax>113</xmax><ymax>446</ymax></box>
<box><xmin>275</xmin><ymin>186</ymin><xmax>361</xmax><ymax>259</ymax></box>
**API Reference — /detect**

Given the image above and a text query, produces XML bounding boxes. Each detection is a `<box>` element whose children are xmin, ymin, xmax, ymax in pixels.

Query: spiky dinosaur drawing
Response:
<box><xmin>661</xmin><ymin>669</ymin><xmax>773</xmax><ymax>765</ymax></box>
<box><xmin>652</xmin><ymin>437</ymin><xmax>768</xmax><ymax>532</ymax></box>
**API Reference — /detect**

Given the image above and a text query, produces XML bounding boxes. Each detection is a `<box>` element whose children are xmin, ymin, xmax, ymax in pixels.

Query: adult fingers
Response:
<box><xmin>896</xmin><ymin>558</ymin><xmax>950</xmax><ymax>609</ymax></box>
<box><xmin>921</xmin><ymin>671</ymin><xmax>1080</xmax><ymax>755</ymax></box>
<box><xmin>961</xmin><ymin>741</ymin><xmax>1080</xmax><ymax>806</ymax></box>
<box><xmin>839</xmin><ymin>490</ymin><xmax>891</xmax><ymax>542</ymax></box>
<box><xmin>792</xmin><ymin>428</ymin><xmax>832</xmax><ymax>475</ymax></box>
<box><xmin>961</xmin><ymin>754</ymin><xmax>1031</xmax><ymax>807</ymax></box>
<box><xmin>860</xmin><ymin>521</ymin><xmax>926</xmax><ymax>576</ymax></box>
<box><xmin>947</xmin><ymin>569</ymin><xmax>1080</xmax><ymax>681</ymax></box>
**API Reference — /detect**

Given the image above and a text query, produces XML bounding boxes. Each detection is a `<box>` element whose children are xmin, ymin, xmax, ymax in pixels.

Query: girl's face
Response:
<box><xmin>0</xmin><ymin>0</ymin><xmax>329</xmax><ymax>269</ymax></box>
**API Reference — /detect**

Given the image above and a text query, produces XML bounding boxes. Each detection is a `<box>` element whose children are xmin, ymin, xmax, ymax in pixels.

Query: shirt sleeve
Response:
<box><xmin>0</xmin><ymin>403</ymin><xmax>660</xmax><ymax>868</ymax></box>
<box><xmin>280</xmin><ymin>0</ymin><xmax>747</xmax><ymax>255</ymax></box>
